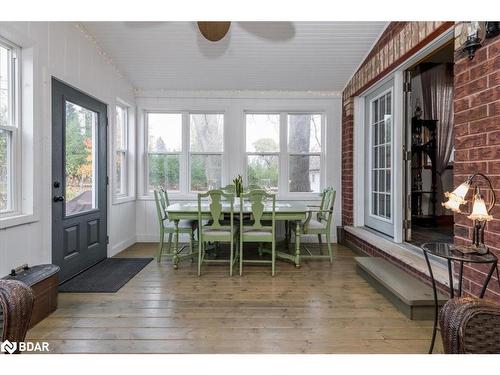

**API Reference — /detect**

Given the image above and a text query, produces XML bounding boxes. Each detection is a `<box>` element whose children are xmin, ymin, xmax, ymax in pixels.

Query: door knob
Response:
<box><xmin>53</xmin><ymin>195</ymin><xmax>65</xmax><ymax>202</ymax></box>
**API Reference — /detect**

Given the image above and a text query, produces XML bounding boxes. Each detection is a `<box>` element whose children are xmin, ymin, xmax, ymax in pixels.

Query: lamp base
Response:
<box><xmin>453</xmin><ymin>244</ymin><xmax>489</xmax><ymax>255</ymax></box>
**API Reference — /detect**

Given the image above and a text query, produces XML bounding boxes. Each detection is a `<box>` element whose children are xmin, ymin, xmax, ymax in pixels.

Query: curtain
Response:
<box><xmin>419</xmin><ymin>63</ymin><xmax>454</xmax><ymax>215</ymax></box>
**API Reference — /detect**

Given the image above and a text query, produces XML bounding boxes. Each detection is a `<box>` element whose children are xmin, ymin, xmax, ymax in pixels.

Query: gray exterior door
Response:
<box><xmin>52</xmin><ymin>78</ymin><xmax>108</xmax><ymax>283</ymax></box>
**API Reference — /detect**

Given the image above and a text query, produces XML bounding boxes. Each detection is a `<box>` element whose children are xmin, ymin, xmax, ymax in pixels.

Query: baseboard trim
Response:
<box><xmin>109</xmin><ymin>236</ymin><xmax>137</xmax><ymax>257</ymax></box>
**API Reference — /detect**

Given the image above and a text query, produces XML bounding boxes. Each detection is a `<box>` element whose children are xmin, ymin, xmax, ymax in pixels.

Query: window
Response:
<box><xmin>288</xmin><ymin>114</ymin><xmax>322</xmax><ymax>193</ymax></box>
<box><xmin>189</xmin><ymin>113</ymin><xmax>223</xmax><ymax>191</ymax></box>
<box><xmin>245</xmin><ymin>112</ymin><xmax>323</xmax><ymax>194</ymax></box>
<box><xmin>147</xmin><ymin>113</ymin><xmax>182</xmax><ymax>192</ymax></box>
<box><xmin>0</xmin><ymin>39</ymin><xmax>19</xmax><ymax>214</ymax></box>
<box><xmin>114</xmin><ymin>104</ymin><xmax>128</xmax><ymax>197</ymax></box>
<box><xmin>246</xmin><ymin>114</ymin><xmax>280</xmax><ymax>191</ymax></box>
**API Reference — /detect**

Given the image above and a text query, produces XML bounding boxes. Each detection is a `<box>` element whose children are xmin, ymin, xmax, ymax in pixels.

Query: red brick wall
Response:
<box><xmin>341</xmin><ymin>96</ymin><xmax>354</xmax><ymax>226</ymax></box>
<box><xmin>453</xmin><ymin>35</ymin><xmax>500</xmax><ymax>300</ymax></box>
<box><xmin>341</xmin><ymin>21</ymin><xmax>500</xmax><ymax>302</ymax></box>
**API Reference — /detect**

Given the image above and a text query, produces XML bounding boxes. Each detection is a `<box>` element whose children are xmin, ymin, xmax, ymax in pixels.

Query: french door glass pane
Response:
<box><xmin>371</xmin><ymin>92</ymin><xmax>392</xmax><ymax>219</ymax></box>
<box><xmin>148</xmin><ymin>113</ymin><xmax>182</xmax><ymax>152</ymax></box>
<box><xmin>190</xmin><ymin>114</ymin><xmax>224</xmax><ymax>152</ymax></box>
<box><xmin>0</xmin><ymin>45</ymin><xmax>10</xmax><ymax>127</ymax></box>
<box><xmin>65</xmin><ymin>101</ymin><xmax>97</xmax><ymax>216</ymax></box>
<box><xmin>0</xmin><ymin>129</ymin><xmax>9</xmax><ymax>211</ymax></box>
<box><xmin>190</xmin><ymin>154</ymin><xmax>222</xmax><ymax>191</ymax></box>
<box><xmin>246</xmin><ymin>114</ymin><xmax>279</xmax><ymax>152</ymax></box>
<box><xmin>289</xmin><ymin>155</ymin><xmax>321</xmax><ymax>193</ymax></box>
<box><xmin>148</xmin><ymin>154</ymin><xmax>180</xmax><ymax>191</ymax></box>
<box><xmin>288</xmin><ymin>114</ymin><xmax>321</xmax><ymax>153</ymax></box>
<box><xmin>247</xmin><ymin>154</ymin><xmax>278</xmax><ymax>191</ymax></box>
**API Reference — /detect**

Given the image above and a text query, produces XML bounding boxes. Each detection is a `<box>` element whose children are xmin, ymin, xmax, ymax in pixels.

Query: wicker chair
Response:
<box><xmin>439</xmin><ymin>297</ymin><xmax>500</xmax><ymax>354</ymax></box>
<box><xmin>0</xmin><ymin>280</ymin><xmax>35</xmax><ymax>354</ymax></box>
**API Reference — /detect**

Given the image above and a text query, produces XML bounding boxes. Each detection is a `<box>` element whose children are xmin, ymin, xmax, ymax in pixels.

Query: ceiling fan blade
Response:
<box><xmin>197</xmin><ymin>22</ymin><xmax>231</xmax><ymax>42</ymax></box>
<box><xmin>237</xmin><ymin>22</ymin><xmax>296</xmax><ymax>41</ymax></box>
<box><xmin>122</xmin><ymin>21</ymin><xmax>166</xmax><ymax>28</ymax></box>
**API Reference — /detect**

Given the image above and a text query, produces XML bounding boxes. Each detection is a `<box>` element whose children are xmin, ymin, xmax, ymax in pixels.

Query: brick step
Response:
<box><xmin>356</xmin><ymin>257</ymin><xmax>447</xmax><ymax>320</ymax></box>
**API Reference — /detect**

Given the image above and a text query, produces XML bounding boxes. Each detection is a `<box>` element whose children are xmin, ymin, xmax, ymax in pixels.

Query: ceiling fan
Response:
<box><xmin>197</xmin><ymin>22</ymin><xmax>231</xmax><ymax>42</ymax></box>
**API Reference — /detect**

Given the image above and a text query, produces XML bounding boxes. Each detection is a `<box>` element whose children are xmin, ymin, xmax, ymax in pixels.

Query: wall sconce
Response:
<box><xmin>458</xmin><ymin>22</ymin><xmax>500</xmax><ymax>60</ymax></box>
<box><xmin>442</xmin><ymin>173</ymin><xmax>496</xmax><ymax>254</ymax></box>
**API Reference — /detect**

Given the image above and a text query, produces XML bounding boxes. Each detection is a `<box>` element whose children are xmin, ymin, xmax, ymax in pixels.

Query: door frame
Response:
<box><xmin>51</xmin><ymin>77</ymin><xmax>109</xmax><ymax>282</ymax></box>
<box><xmin>352</xmin><ymin>27</ymin><xmax>454</xmax><ymax>244</ymax></box>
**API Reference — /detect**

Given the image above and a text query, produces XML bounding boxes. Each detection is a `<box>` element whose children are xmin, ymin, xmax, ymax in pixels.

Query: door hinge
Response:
<box><xmin>403</xmin><ymin>219</ymin><xmax>411</xmax><ymax>230</ymax></box>
<box><xmin>106</xmin><ymin>235</ymin><xmax>109</xmax><ymax>245</ymax></box>
<box><xmin>106</xmin><ymin>176</ymin><xmax>109</xmax><ymax>185</ymax></box>
<box><xmin>106</xmin><ymin>116</ymin><xmax>109</xmax><ymax>127</ymax></box>
<box><xmin>403</xmin><ymin>146</ymin><xmax>412</xmax><ymax>161</ymax></box>
<box><xmin>403</xmin><ymin>81</ymin><xmax>411</xmax><ymax>93</ymax></box>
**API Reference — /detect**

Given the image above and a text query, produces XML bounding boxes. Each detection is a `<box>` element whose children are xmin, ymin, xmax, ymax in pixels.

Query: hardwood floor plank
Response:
<box><xmin>26</xmin><ymin>243</ymin><xmax>442</xmax><ymax>353</ymax></box>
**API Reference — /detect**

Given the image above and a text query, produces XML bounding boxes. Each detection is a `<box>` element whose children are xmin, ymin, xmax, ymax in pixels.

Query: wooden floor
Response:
<box><xmin>27</xmin><ymin>243</ymin><xmax>442</xmax><ymax>354</ymax></box>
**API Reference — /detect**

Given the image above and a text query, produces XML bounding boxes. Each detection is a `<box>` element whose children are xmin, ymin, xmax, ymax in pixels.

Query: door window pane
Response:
<box><xmin>247</xmin><ymin>155</ymin><xmax>278</xmax><ymax>191</ymax></box>
<box><xmin>190</xmin><ymin>114</ymin><xmax>223</xmax><ymax>152</ymax></box>
<box><xmin>65</xmin><ymin>101</ymin><xmax>97</xmax><ymax>216</ymax></box>
<box><xmin>288</xmin><ymin>114</ymin><xmax>321</xmax><ymax>153</ymax></box>
<box><xmin>370</xmin><ymin>92</ymin><xmax>392</xmax><ymax>220</ymax></box>
<box><xmin>148</xmin><ymin>154</ymin><xmax>180</xmax><ymax>191</ymax></box>
<box><xmin>246</xmin><ymin>114</ymin><xmax>279</xmax><ymax>152</ymax></box>
<box><xmin>191</xmin><ymin>154</ymin><xmax>222</xmax><ymax>191</ymax></box>
<box><xmin>148</xmin><ymin>113</ymin><xmax>182</xmax><ymax>152</ymax></box>
<box><xmin>289</xmin><ymin>155</ymin><xmax>321</xmax><ymax>193</ymax></box>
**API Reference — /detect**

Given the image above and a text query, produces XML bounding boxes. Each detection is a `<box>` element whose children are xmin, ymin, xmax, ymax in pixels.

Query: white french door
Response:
<box><xmin>364</xmin><ymin>80</ymin><xmax>394</xmax><ymax>237</ymax></box>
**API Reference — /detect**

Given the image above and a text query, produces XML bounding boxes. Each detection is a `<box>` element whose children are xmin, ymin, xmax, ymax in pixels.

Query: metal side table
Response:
<box><xmin>421</xmin><ymin>242</ymin><xmax>500</xmax><ymax>354</ymax></box>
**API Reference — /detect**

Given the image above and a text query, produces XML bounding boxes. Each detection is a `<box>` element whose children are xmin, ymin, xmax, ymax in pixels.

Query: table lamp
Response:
<box><xmin>442</xmin><ymin>173</ymin><xmax>496</xmax><ymax>254</ymax></box>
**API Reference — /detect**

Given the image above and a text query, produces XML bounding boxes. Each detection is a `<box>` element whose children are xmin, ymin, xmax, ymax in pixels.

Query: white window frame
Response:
<box><xmin>113</xmin><ymin>100</ymin><xmax>129</xmax><ymax>201</ymax></box>
<box><xmin>244</xmin><ymin>111</ymin><xmax>325</xmax><ymax>197</ymax></box>
<box><xmin>0</xmin><ymin>37</ymin><xmax>21</xmax><ymax>218</ymax></box>
<box><xmin>188</xmin><ymin>112</ymin><xmax>224</xmax><ymax>193</ymax></box>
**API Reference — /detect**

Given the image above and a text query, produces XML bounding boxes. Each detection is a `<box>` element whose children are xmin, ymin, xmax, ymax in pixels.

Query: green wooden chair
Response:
<box><xmin>291</xmin><ymin>188</ymin><xmax>336</xmax><ymax>263</ymax></box>
<box><xmin>239</xmin><ymin>189</ymin><xmax>276</xmax><ymax>276</ymax></box>
<box><xmin>197</xmin><ymin>190</ymin><xmax>239</xmax><ymax>276</ymax></box>
<box><xmin>154</xmin><ymin>187</ymin><xmax>196</xmax><ymax>266</ymax></box>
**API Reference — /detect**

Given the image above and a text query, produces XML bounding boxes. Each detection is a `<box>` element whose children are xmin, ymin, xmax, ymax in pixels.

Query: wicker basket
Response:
<box><xmin>439</xmin><ymin>297</ymin><xmax>500</xmax><ymax>354</ymax></box>
<box><xmin>0</xmin><ymin>280</ymin><xmax>35</xmax><ymax>354</ymax></box>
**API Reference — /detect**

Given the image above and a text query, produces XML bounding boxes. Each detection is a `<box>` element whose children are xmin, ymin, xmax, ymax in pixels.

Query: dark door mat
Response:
<box><xmin>59</xmin><ymin>258</ymin><xmax>153</xmax><ymax>293</ymax></box>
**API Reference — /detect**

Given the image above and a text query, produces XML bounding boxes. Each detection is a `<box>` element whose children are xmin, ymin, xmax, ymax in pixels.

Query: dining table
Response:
<box><xmin>166</xmin><ymin>200</ymin><xmax>308</xmax><ymax>268</ymax></box>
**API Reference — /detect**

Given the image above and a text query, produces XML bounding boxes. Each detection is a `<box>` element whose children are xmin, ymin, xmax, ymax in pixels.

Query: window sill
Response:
<box><xmin>344</xmin><ymin>226</ymin><xmax>450</xmax><ymax>287</ymax></box>
<box><xmin>0</xmin><ymin>212</ymin><xmax>39</xmax><ymax>230</ymax></box>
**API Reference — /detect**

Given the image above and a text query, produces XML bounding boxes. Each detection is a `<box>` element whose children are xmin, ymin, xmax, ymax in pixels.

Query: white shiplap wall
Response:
<box><xmin>83</xmin><ymin>21</ymin><xmax>388</xmax><ymax>91</ymax></box>
<box><xmin>0</xmin><ymin>22</ymin><xmax>136</xmax><ymax>276</ymax></box>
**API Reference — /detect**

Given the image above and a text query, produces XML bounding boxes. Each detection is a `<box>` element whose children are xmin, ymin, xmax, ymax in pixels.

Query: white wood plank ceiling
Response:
<box><xmin>82</xmin><ymin>21</ymin><xmax>388</xmax><ymax>91</ymax></box>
